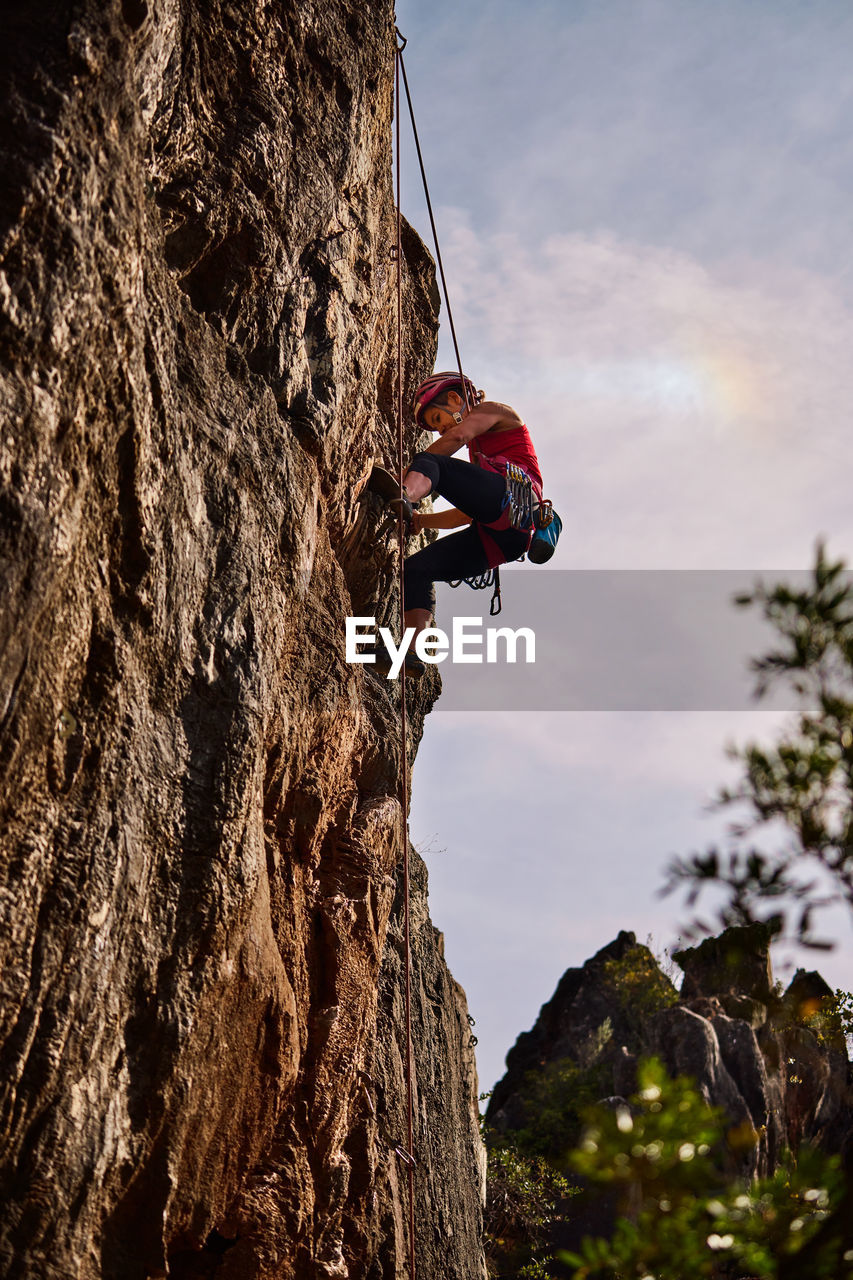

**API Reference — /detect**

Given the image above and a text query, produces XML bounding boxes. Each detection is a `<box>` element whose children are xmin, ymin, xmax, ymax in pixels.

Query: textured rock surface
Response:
<box><xmin>488</xmin><ymin>930</ymin><xmax>853</xmax><ymax>1182</ymax></box>
<box><xmin>366</xmin><ymin>852</ymin><xmax>487</xmax><ymax>1280</ymax></box>
<box><xmin>487</xmin><ymin>931</ymin><xmax>673</xmax><ymax>1126</ymax></box>
<box><xmin>674</xmin><ymin>922</ymin><xmax>779</xmax><ymax>1004</ymax></box>
<box><xmin>0</xmin><ymin>3</ymin><xmax>483</xmax><ymax>1278</ymax></box>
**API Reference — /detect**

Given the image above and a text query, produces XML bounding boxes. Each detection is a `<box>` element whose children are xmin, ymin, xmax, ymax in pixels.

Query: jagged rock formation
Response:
<box><xmin>674</xmin><ymin>922</ymin><xmax>780</xmax><ymax>1004</ymax></box>
<box><xmin>488</xmin><ymin>929</ymin><xmax>853</xmax><ymax>1182</ymax></box>
<box><xmin>0</xmin><ymin>3</ymin><xmax>483</xmax><ymax>1278</ymax></box>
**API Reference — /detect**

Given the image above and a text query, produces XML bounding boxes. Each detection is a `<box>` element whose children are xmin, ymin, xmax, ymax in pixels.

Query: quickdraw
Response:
<box><xmin>505</xmin><ymin>462</ymin><xmax>535</xmax><ymax>531</ymax></box>
<box><xmin>446</xmin><ymin>469</ymin><xmax>556</xmax><ymax>616</ymax></box>
<box><xmin>536</xmin><ymin>498</ymin><xmax>555</xmax><ymax>529</ymax></box>
<box><xmin>504</xmin><ymin>464</ymin><xmax>556</xmax><ymax>534</ymax></box>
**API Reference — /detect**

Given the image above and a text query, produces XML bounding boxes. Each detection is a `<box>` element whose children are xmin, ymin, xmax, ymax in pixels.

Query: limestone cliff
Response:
<box><xmin>0</xmin><ymin>3</ymin><xmax>484</xmax><ymax>1277</ymax></box>
<box><xmin>487</xmin><ymin>928</ymin><xmax>853</xmax><ymax>1258</ymax></box>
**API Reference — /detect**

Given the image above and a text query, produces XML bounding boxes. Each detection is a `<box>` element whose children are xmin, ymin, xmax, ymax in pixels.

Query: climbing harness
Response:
<box><xmin>446</xmin><ymin>467</ymin><xmax>540</xmax><ymax>616</ymax></box>
<box><xmin>501</xmin><ymin>464</ymin><xmax>563</xmax><ymax>562</ymax></box>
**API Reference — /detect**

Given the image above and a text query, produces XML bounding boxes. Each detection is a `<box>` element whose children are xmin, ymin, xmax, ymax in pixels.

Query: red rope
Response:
<box><xmin>395</xmin><ymin>41</ymin><xmax>417</xmax><ymax>1280</ymax></box>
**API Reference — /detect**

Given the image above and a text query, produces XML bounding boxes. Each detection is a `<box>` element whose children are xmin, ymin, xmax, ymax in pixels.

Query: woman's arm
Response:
<box><xmin>412</xmin><ymin>508</ymin><xmax>472</xmax><ymax>532</ymax></box>
<box><xmin>425</xmin><ymin>401</ymin><xmax>522</xmax><ymax>456</ymax></box>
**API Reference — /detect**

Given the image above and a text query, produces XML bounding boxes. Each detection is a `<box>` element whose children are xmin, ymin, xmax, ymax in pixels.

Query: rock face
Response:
<box><xmin>488</xmin><ymin>930</ymin><xmax>853</xmax><ymax>1182</ymax></box>
<box><xmin>674</xmin><ymin>922</ymin><xmax>780</xmax><ymax>1004</ymax></box>
<box><xmin>367</xmin><ymin>853</ymin><xmax>487</xmax><ymax>1280</ymax></box>
<box><xmin>0</xmin><ymin>4</ymin><xmax>483</xmax><ymax>1278</ymax></box>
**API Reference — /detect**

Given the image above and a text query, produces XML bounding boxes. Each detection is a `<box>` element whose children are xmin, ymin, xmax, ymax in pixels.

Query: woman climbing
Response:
<box><xmin>387</xmin><ymin>371</ymin><xmax>545</xmax><ymax>676</ymax></box>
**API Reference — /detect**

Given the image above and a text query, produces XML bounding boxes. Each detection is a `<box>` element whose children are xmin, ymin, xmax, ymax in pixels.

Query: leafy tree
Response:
<box><xmin>663</xmin><ymin>545</ymin><xmax>853</xmax><ymax>948</ymax></box>
<box><xmin>484</xmin><ymin>1129</ymin><xmax>578</xmax><ymax>1279</ymax></box>
<box><xmin>802</xmin><ymin>988</ymin><xmax>853</xmax><ymax>1054</ymax></box>
<box><xmin>561</xmin><ymin>549</ymin><xmax>853</xmax><ymax>1279</ymax></box>
<box><xmin>486</xmin><ymin>552</ymin><xmax>853</xmax><ymax>1277</ymax></box>
<box><xmin>502</xmin><ymin>1059</ymin><xmax>612</xmax><ymax>1167</ymax></box>
<box><xmin>599</xmin><ymin>943</ymin><xmax>679</xmax><ymax>1035</ymax></box>
<box><xmin>562</xmin><ymin>1058</ymin><xmax>850</xmax><ymax>1280</ymax></box>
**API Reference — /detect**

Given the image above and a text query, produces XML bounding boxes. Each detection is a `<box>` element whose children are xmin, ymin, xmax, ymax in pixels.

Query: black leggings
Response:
<box><xmin>403</xmin><ymin>453</ymin><xmax>530</xmax><ymax>612</ymax></box>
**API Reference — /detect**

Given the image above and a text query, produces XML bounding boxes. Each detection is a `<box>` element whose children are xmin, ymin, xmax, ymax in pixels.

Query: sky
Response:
<box><xmin>392</xmin><ymin>0</ymin><xmax>853</xmax><ymax>1096</ymax></box>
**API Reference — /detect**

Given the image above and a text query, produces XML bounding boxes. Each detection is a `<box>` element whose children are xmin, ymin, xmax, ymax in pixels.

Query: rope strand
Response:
<box><xmin>395</xmin><ymin>40</ymin><xmax>417</xmax><ymax>1280</ymax></box>
<box><xmin>395</xmin><ymin>33</ymin><xmax>469</xmax><ymax>410</ymax></box>
<box><xmin>393</xmin><ymin>29</ymin><xmax>477</xmax><ymax>1273</ymax></box>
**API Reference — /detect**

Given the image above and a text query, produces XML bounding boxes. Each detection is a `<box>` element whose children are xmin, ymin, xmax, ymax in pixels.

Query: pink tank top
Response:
<box><xmin>468</xmin><ymin>423</ymin><xmax>543</xmax><ymax>492</ymax></box>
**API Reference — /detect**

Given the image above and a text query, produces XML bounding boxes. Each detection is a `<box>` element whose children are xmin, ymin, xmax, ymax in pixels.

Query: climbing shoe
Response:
<box><xmin>366</xmin><ymin>464</ymin><xmax>401</xmax><ymax>501</ymax></box>
<box><xmin>366</xmin><ymin>466</ymin><xmax>416</xmax><ymax>532</ymax></box>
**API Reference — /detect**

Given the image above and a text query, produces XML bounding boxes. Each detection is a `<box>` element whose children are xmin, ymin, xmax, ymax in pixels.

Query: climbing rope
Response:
<box><xmin>394</xmin><ymin>34</ymin><xmax>418</xmax><ymax>1280</ymax></box>
<box><xmin>396</xmin><ymin>28</ymin><xmax>506</xmax><ymax>623</ymax></box>
<box><xmin>396</xmin><ymin>32</ymin><xmax>469</xmax><ymax>410</ymax></box>
<box><xmin>392</xmin><ymin>30</ymin><xmax>504</xmax><ymax>1270</ymax></box>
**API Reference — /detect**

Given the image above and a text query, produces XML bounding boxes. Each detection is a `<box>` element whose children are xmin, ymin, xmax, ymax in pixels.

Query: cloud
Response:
<box><xmin>397</xmin><ymin>0</ymin><xmax>853</xmax><ymax>276</ymax></box>
<box><xmin>412</xmin><ymin>707</ymin><xmax>853</xmax><ymax>1092</ymax></box>
<box><xmin>397</xmin><ymin>1</ymin><xmax>853</xmax><ymax>569</ymax></box>
<box><xmin>419</xmin><ymin>707</ymin><xmax>786</xmax><ymax>790</ymax></box>
<box><xmin>395</xmin><ymin>0</ymin><xmax>853</xmax><ymax>1094</ymax></box>
<box><xmin>430</xmin><ymin>215</ymin><xmax>853</xmax><ymax>567</ymax></box>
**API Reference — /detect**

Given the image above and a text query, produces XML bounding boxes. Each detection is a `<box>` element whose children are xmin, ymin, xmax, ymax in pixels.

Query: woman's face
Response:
<box><xmin>425</xmin><ymin>391</ymin><xmax>465</xmax><ymax>432</ymax></box>
<box><xmin>425</xmin><ymin>404</ymin><xmax>452</xmax><ymax>433</ymax></box>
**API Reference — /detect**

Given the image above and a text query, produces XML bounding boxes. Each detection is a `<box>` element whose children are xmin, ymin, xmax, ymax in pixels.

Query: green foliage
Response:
<box><xmin>506</xmin><ymin>1058</ymin><xmax>611</xmax><ymax>1166</ymax></box>
<box><xmin>570</xmin><ymin>1058</ymin><xmax>725</xmax><ymax>1195</ymax></box>
<box><xmin>484</xmin><ymin>552</ymin><xmax>853</xmax><ymax>1276</ymax></box>
<box><xmin>825</xmin><ymin>987</ymin><xmax>853</xmax><ymax>1038</ymax></box>
<box><xmin>482</xmin><ymin>1072</ymin><xmax>585</xmax><ymax>1277</ymax></box>
<box><xmin>517</xmin><ymin>1260</ymin><xmax>561</xmax><ymax>1280</ymax></box>
<box><xmin>796</xmin><ymin>988</ymin><xmax>853</xmax><ymax>1054</ymax></box>
<box><xmin>562</xmin><ymin>1058</ymin><xmax>848</xmax><ymax>1280</ymax></box>
<box><xmin>663</xmin><ymin>545</ymin><xmax>853</xmax><ymax>947</ymax></box>
<box><xmin>600</xmin><ymin>944</ymin><xmax>679</xmax><ymax>1032</ymax></box>
<box><xmin>484</xmin><ymin>1138</ymin><xmax>577</xmax><ymax>1280</ymax></box>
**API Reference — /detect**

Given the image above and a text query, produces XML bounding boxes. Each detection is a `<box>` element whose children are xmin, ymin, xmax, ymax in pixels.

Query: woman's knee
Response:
<box><xmin>408</xmin><ymin>452</ymin><xmax>440</xmax><ymax>486</ymax></box>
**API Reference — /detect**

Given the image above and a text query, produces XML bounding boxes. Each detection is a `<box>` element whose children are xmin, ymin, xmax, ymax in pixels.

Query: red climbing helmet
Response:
<box><xmin>412</xmin><ymin>371</ymin><xmax>480</xmax><ymax>428</ymax></box>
